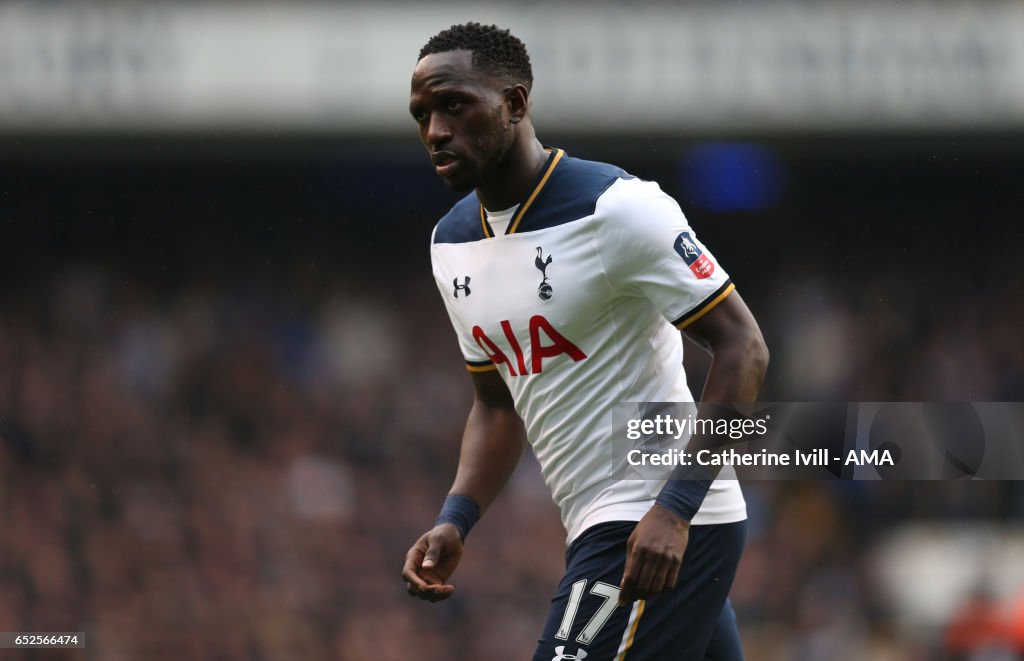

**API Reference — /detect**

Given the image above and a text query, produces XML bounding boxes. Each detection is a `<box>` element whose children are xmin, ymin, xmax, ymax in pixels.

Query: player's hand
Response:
<box><xmin>618</xmin><ymin>504</ymin><xmax>690</xmax><ymax>606</ymax></box>
<box><xmin>402</xmin><ymin>524</ymin><xmax>464</xmax><ymax>602</ymax></box>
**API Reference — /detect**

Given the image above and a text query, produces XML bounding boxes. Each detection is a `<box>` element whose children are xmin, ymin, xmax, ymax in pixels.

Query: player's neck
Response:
<box><xmin>476</xmin><ymin>135</ymin><xmax>548</xmax><ymax>212</ymax></box>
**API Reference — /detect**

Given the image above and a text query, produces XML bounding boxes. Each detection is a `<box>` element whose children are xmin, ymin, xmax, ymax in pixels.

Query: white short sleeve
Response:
<box><xmin>429</xmin><ymin>225</ymin><xmax>496</xmax><ymax>371</ymax></box>
<box><xmin>432</xmin><ymin>272</ymin><xmax>495</xmax><ymax>368</ymax></box>
<box><xmin>595</xmin><ymin>178</ymin><xmax>734</xmax><ymax>328</ymax></box>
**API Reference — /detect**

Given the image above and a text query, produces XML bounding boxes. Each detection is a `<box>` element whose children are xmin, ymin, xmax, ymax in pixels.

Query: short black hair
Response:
<box><xmin>418</xmin><ymin>22</ymin><xmax>533</xmax><ymax>90</ymax></box>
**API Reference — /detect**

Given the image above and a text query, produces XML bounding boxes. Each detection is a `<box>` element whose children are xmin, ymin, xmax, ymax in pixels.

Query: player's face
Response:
<box><xmin>409</xmin><ymin>50</ymin><xmax>515</xmax><ymax>193</ymax></box>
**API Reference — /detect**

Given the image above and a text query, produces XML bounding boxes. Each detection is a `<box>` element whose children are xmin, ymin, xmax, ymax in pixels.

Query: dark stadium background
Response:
<box><xmin>2</xmin><ymin>3</ymin><xmax>1024</xmax><ymax>660</ymax></box>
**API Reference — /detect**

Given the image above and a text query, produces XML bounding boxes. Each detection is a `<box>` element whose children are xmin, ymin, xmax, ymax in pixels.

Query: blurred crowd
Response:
<box><xmin>0</xmin><ymin>256</ymin><xmax>1020</xmax><ymax>660</ymax></box>
<box><xmin>0</xmin><ymin>141</ymin><xmax>1022</xmax><ymax>659</ymax></box>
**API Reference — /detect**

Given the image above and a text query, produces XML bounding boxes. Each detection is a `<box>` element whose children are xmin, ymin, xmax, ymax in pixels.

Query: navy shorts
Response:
<box><xmin>533</xmin><ymin>520</ymin><xmax>746</xmax><ymax>661</ymax></box>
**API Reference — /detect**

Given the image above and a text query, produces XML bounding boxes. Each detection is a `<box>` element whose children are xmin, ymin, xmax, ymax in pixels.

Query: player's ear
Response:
<box><xmin>505</xmin><ymin>84</ymin><xmax>529</xmax><ymax>125</ymax></box>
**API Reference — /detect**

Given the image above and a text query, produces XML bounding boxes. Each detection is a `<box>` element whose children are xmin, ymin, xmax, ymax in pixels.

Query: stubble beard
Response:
<box><xmin>470</xmin><ymin>118</ymin><xmax>515</xmax><ymax>196</ymax></box>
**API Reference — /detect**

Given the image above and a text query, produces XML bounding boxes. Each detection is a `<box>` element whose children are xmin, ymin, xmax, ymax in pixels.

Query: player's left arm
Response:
<box><xmin>619</xmin><ymin>290</ymin><xmax>768</xmax><ymax>605</ymax></box>
<box><xmin>680</xmin><ymin>289</ymin><xmax>769</xmax><ymax>403</ymax></box>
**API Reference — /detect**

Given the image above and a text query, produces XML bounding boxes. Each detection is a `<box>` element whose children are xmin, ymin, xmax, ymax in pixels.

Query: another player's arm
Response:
<box><xmin>402</xmin><ymin>369</ymin><xmax>527</xmax><ymax>602</ymax></box>
<box><xmin>619</xmin><ymin>291</ymin><xmax>768</xmax><ymax>605</ymax></box>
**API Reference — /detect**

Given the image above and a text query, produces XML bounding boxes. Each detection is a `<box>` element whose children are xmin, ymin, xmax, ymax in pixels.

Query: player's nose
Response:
<box><xmin>425</xmin><ymin>114</ymin><xmax>453</xmax><ymax>147</ymax></box>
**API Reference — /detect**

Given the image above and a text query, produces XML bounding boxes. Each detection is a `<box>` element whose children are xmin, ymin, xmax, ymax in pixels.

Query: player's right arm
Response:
<box><xmin>402</xmin><ymin>368</ymin><xmax>527</xmax><ymax>602</ymax></box>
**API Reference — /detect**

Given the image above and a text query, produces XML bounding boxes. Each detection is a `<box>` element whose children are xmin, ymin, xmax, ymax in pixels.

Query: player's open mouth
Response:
<box><xmin>436</xmin><ymin>160</ymin><xmax>460</xmax><ymax>177</ymax></box>
<box><xmin>432</xmin><ymin>152</ymin><xmax>461</xmax><ymax>177</ymax></box>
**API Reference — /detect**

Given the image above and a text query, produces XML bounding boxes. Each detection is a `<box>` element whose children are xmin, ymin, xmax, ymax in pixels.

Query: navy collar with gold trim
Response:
<box><xmin>479</xmin><ymin>148</ymin><xmax>564</xmax><ymax>238</ymax></box>
<box><xmin>433</xmin><ymin>149</ymin><xmax>633</xmax><ymax>245</ymax></box>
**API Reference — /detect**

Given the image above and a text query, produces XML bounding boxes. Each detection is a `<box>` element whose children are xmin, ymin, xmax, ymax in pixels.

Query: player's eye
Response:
<box><xmin>446</xmin><ymin>99</ymin><xmax>463</xmax><ymax>112</ymax></box>
<box><xmin>411</xmin><ymin>110</ymin><xmax>427</xmax><ymax>124</ymax></box>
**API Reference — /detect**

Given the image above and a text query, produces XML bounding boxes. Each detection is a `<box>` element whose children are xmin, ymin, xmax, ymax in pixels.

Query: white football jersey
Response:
<box><xmin>430</xmin><ymin>149</ymin><xmax>746</xmax><ymax>543</ymax></box>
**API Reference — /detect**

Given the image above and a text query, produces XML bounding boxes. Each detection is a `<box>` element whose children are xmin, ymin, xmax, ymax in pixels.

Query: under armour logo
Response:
<box><xmin>552</xmin><ymin>646</ymin><xmax>587</xmax><ymax>661</ymax></box>
<box><xmin>535</xmin><ymin>247</ymin><xmax>553</xmax><ymax>300</ymax></box>
<box><xmin>453</xmin><ymin>276</ymin><xmax>471</xmax><ymax>298</ymax></box>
